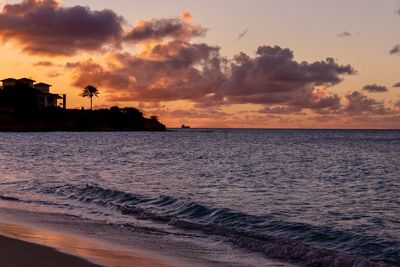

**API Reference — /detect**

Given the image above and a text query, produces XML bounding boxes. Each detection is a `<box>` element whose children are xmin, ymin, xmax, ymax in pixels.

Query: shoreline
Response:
<box><xmin>0</xmin><ymin>217</ymin><xmax>175</xmax><ymax>267</ymax></box>
<box><xmin>0</xmin><ymin>206</ymin><xmax>293</xmax><ymax>267</ymax></box>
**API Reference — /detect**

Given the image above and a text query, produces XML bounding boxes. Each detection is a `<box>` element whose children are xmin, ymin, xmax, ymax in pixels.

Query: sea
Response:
<box><xmin>0</xmin><ymin>129</ymin><xmax>399</xmax><ymax>266</ymax></box>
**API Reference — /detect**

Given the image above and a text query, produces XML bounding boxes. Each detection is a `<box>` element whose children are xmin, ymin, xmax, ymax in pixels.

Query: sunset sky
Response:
<box><xmin>1</xmin><ymin>0</ymin><xmax>400</xmax><ymax>128</ymax></box>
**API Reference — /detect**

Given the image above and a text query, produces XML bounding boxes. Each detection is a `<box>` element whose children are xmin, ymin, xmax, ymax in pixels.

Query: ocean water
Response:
<box><xmin>0</xmin><ymin>129</ymin><xmax>399</xmax><ymax>266</ymax></box>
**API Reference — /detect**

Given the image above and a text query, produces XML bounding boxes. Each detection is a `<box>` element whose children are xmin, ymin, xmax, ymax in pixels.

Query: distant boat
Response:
<box><xmin>181</xmin><ymin>124</ymin><xmax>191</xmax><ymax>129</ymax></box>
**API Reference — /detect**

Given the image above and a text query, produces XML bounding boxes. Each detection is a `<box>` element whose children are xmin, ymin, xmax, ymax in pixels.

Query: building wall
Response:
<box><xmin>34</xmin><ymin>85</ymin><xmax>50</xmax><ymax>93</ymax></box>
<box><xmin>20</xmin><ymin>81</ymin><xmax>34</xmax><ymax>88</ymax></box>
<box><xmin>2</xmin><ymin>80</ymin><xmax>16</xmax><ymax>88</ymax></box>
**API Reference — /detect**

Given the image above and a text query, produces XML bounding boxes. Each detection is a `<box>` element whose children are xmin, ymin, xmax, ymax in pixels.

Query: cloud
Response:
<box><xmin>2</xmin><ymin>0</ymin><xmax>59</xmax><ymax>15</ymax></box>
<box><xmin>70</xmin><ymin>43</ymin><xmax>356</xmax><ymax>116</ymax></box>
<box><xmin>166</xmin><ymin>108</ymin><xmax>229</xmax><ymax>119</ymax></box>
<box><xmin>70</xmin><ymin>40</ymin><xmax>226</xmax><ymax>102</ymax></box>
<box><xmin>362</xmin><ymin>84</ymin><xmax>389</xmax><ymax>93</ymax></box>
<box><xmin>237</xmin><ymin>29</ymin><xmax>248</xmax><ymax>40</ymax></box>
<box><xmin>209</xmin><ymin>45</ymin><xmax>355</xmax><ymax>114</ymax></box>
<box><xmin>393</xmin><ymin>82</ymin><xmax>400</xmax><ymax>87</ymax></box>
<box><xmin>389</xmin><ymin>44</ymin><xmax>400</xmax><ymax>55</ymax></box>
<box><xmin>64</xmin><ymin>12</ymin><xmax>399</xmax><ymax>120</ymax></box>
<box><xmin>344</xmin><ymin>91</ymin><xmax>390</xmax><ymax>115</ymax></box>
<box><xmin>34</xmin><ymin>61</ymin><xmax>55</xmax><ymax>67</ymax></box>
<box><xmin>67</xmin><ymin>59</ymin><xmax>133</xmax><ymax>91</ymax></box>
<box><xmin>0</xmin><ymin>0</ymin><xmax>124</xmax><ymax>55</ymax></box>
<box><xmin>68</xmin><ymin>33</ymin><xmax>361</xmax><ymax>121</ymax></box>
<box><xmin>259</xmin><ymin>106</ymin><xmax>305</xmax><ymax>115</ymax></box>
<box><xmin>338</xmin><ymin>31</ymin><xmax>351</xmax><ymax>37</ymax></box>
<box><xmin>125</xmin><ymin>12</ymin><xmax>206</xmax><ymax>43</ymax></box>
<box><xmin>46</xmin><ymin>71</ymin><xmax>61</xmax><ymax>78</ymax></box>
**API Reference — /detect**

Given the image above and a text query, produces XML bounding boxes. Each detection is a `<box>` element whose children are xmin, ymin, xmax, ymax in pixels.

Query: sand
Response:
<box><xmin>0</xmin><ymin>234</ymin><xmax>100</xmax><ymax>267</ymax></box>
<box><xmin>0</xmin><ymin>206</ymin><xmax>298</xmax><ymax>267</ymax></box>
<box><xmin>0</xmin><ymin>219</ymin><xmax>174</xmax><ymax>267</ymax></box>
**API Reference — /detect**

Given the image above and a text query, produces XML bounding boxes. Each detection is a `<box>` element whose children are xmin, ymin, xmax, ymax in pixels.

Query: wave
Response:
<box><xmin>5</xmin><ymin>184</ymin><xmax>396</xmax><ymax>267</ymax></box>
<box><xmin>0</xmin><ymin>194</ymin><xmax>21</xmax><ymax>202</ymax></box>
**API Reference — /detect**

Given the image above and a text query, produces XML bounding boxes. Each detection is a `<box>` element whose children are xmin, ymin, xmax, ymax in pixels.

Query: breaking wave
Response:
<box><xmin>21</xmin><ymin>183</ymin><xmax>396</xmax><ymax>267</ymax></box>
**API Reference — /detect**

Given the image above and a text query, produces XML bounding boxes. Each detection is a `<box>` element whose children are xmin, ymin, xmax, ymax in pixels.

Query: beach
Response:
<box><xmin>0</xmin><ymin>213</ymin><xmax>176</xmax><ymax>267</ymax></box>
<box><xmin>0</xmin><ymin>205</ymin><xmax>291</xmax><ymax>267</ymax></box>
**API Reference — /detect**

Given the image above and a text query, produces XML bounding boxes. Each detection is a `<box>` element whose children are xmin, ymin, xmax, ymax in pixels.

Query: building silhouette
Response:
<box><xmin>0</xmin><ymin>78</ymin><xmax>66</xmax><ymax>109</ymax></box>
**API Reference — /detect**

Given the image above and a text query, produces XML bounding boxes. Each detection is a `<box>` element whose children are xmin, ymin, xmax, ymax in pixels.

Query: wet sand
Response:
<box><xmin>0</xmin><ymin>220</ymin><xmax>174</xmax><ymax>267</ymax></box>
<box><xmin>0</xmin><ymin>234</ymin><xmax>99</xmax><ymax>267</ymax></box>
<box><xmin>0</xmin><ymin>206</ymin><xmax>294</xmax><ymax>267</ymax></box>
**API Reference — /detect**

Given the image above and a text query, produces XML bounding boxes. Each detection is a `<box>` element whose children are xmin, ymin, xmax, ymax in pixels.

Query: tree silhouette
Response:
<box><xmin>81</xmin><ymin>85</ymin><xmax>99</xmax><ymax>110</ymax></box>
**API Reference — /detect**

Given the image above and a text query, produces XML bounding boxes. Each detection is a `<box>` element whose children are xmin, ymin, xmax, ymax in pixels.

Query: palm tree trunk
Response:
<box><xmin>90</xmin><ymin>97</ymin><xmax>93</xmax><ymax>110</ymax></box>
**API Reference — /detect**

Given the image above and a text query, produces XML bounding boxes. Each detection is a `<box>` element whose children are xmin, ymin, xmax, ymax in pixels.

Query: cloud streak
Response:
<box><xmin>362</xmin><ymin>84</ymin><xmax>389</xmax><ymax>93</ymax></box>
<box><xmin>34</xmin><ymin>61</ymin><xmax>55</xmax><ymax>67</ymax></box>
<box><xmin>237</xmin><ymin>29</ymin><xmax>248</xmax><ymax>40</ymax></box>
<box><xmin>389</xmin><ymin>44</ymin><xmax>400</xmax><ymax>55</ymax></box>
<box><xmin>337</xmin><ymin>31</ymin><xmax>351</xmax><ymax>37</ymax></box>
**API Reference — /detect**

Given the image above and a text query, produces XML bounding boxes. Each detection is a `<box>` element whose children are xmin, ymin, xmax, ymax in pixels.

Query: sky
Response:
<box><xmin>0</xmin><ymin>0</ymin><xmax>400</xmax><ymax>128</ymax></box>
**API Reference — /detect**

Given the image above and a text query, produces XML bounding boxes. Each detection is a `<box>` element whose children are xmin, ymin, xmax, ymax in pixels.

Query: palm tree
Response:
<box><xmin>81</xmin><ymin>85</ymin><xmax>99</xmax><ymax>110</ymax></box>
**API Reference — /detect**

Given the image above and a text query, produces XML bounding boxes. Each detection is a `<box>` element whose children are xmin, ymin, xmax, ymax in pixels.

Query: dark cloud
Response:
<box><xmin>344</xmin><ymin>91</ymin><xmax>390</xmax><ymax>115</ymax></box>
<box><xmin>125</xmin><ymin>12</ymin><xmax>206</xmax><ymax>43</ymax></box>
<box><xmin>2</xmin><ymin>0</ymin><xmax>59</xmax><ymax>15</ymax></box>
<box><xmin>211</xmin><ymin>45</ymin><xmax>354</xmax><ymax>113</ymax></box>
<box><xmin>389</xmin><ymin>44</ymin><xmax>400</xmax><ymax>55</ymax></box>
<box><xmin>0</xmin><ymin>0</ymin><xmax>124</xmax><ymax>55</ymax></box>
<box><xmin>237</xmin><ymin>29</ymin><xmax>248</xmax><ymax>40</ymax></box>
<box><xmin>362</xmin><ymin>84</ymin><xmax>389</xmax><ymax>93</ymax></box>
<box><xmin>393</xmin><ymin>82</ymin><xmax>400</xmax><ymax>87</ymax></box>
<box><xmin>338</xmin><ymin>31</ymin><xmax>351</xmax><ymax>37</ymax></box>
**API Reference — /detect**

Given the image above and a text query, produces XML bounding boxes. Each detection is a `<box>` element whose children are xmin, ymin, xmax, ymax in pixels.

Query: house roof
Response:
<box><xmin>19</xmin><ymin>78</ymin><xmax>36</xmax><ymax>82</ymax></box>
<box><xmin>1</xmin><ymin>78</ymin><xmax>17</xmax><ymax>82</ymax></box>
<box><xmin>34</xmin><ymin>82</ymin><xmax>52</xmax><ymax>87</ymax></box>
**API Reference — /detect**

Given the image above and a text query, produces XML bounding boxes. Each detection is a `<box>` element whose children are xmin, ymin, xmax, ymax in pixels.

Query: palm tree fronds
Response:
<box><xmin>81</xmin><ymin>85</ymin><xmax>99</xmax><ymax>110</ymax></box>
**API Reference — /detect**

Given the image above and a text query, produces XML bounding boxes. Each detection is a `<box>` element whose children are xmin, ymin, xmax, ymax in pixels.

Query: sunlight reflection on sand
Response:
<box><xmin>0</xmin><ymin>221</ymin><xmax>173</xmax><ymax>267</ymax></box>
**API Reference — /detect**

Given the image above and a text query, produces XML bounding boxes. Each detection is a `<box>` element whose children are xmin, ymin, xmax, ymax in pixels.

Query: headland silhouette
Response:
<box><xmin>0</xmin><ymin>78</ymin><xmax>166</xmax><ymax>131</ymax></box>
